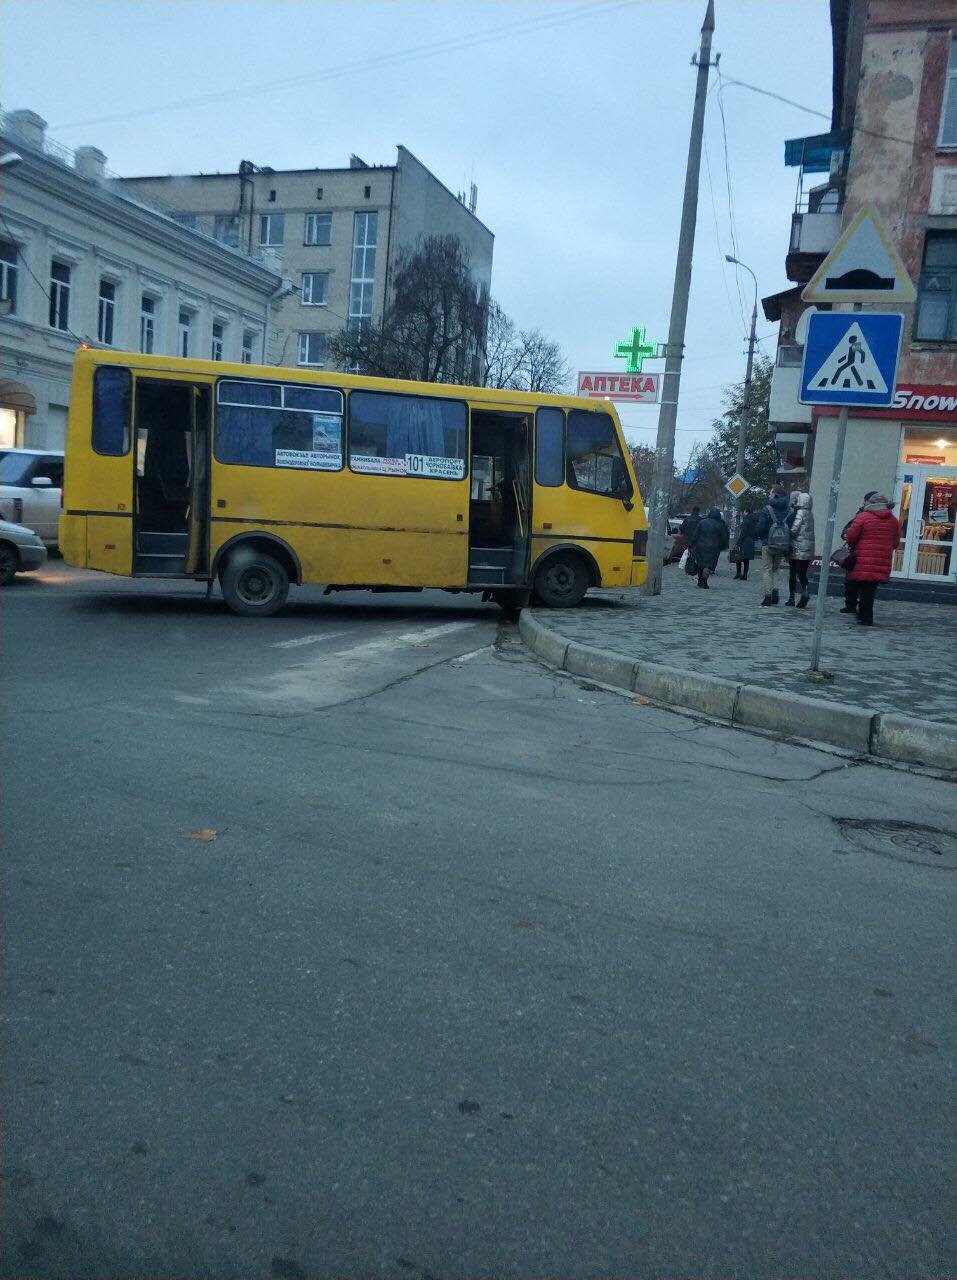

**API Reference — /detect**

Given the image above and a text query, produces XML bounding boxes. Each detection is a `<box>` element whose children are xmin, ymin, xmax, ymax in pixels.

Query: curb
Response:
<box><xmin>519</xmin><ymin>610</ymin><xmax>957</xmax><ymax>772</ymax></box>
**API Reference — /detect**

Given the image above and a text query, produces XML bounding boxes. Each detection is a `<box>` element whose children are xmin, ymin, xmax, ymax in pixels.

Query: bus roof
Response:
<box><xmin>73</xmin><ymin>348</ymin><xmax>622</xmax><ymax>419</ymax></box>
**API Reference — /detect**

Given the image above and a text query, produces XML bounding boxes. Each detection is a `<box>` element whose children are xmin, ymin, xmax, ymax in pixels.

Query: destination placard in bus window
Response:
<box><xmin>405</xmin><ymin>453</ymin><xmax>465</xmax><ymax>479</ymax></box>
<box><xmin>275</xmin><ymin>449</ymin><xmax>342</xmax><ymax>470</ymax></box>
<box><xmin>312</xmin><ymin>413</ymin><xmax>342</xmax><ymax>452</ymax></box>
<box><xmin>352</xmin><ymin>455</ymin><xmax>408</xmax><ymax>475</ymax></box>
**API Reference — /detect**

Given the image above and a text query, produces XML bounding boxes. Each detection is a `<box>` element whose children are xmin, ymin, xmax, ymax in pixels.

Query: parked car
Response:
<box><xmin>666</xmin><ymin>517</ymin><xmax>686</xmax><ymax>563</ymax></box>
<box><xmin>0</xmin><ymin>517</ymin><xmax>48</xmax><ymax>585</ymax></box>
<box><xmin>0</xmin><ymin>448</ymin><xmax>65</xmax><ymax>547</ymax></box>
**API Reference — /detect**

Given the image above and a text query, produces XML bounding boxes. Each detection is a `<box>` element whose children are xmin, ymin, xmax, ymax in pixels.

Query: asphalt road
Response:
<box><xmin>4</xmin><ymin>563</ymin><xmax>955</xmax><ymax>1280</ymax></box>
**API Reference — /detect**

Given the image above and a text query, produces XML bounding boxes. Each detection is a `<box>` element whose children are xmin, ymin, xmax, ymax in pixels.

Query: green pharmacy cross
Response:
<box><xmin>614</xmin><ymin>327</ymin><xmax>657</xmax><ymax>374</ymax></box>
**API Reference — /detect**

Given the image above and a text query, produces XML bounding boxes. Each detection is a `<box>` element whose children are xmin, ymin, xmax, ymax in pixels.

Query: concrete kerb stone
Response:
<box><xmin>518</xmin><ymin>608</ymin><xmax>957</xmax><ymax>770</ymax></box>
<box><xmin>733</xmin><ymin>684</ymin><xmax>874</xmax><ymax>754</ymax></box>
<box><xmin>518</xmin><ymin>610</ymin><xmax>569</xmax><ymax>671</ymax></box>
<box><xmin>565</xmin><ymin>641</ymin><xmax>640</xmax><ymax>690</ymax></box>
<box><xmin>633</xmin><ymin>663</ymin><xmax>741</xmax><ymax>720</ymax></box>
<box><xmin>872</xmin><ymin>713</ymin><xmax>957</xmax><ymax>770</ymax></box>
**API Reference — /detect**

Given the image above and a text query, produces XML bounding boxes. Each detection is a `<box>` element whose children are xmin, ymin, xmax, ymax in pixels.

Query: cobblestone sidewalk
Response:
<box><xmin>545</xmin><ymin>565</ymin><xmax>957</xmax><ymax>725</ymax></box>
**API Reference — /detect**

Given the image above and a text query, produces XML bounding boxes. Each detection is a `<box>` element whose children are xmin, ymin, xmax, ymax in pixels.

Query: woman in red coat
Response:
<box><xmin>842</xmin><ymin>494</ymin><xmax>901</xmax><ymax>626</ymax></box>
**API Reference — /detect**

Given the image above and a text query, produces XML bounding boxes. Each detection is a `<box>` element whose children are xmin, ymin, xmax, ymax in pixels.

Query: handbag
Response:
<box><xmin>684</xmin><ymin>550</ymin><xmax>699</xmax><ymax>576</ymax></box>
<box><xmin>729</xmin><ymin>547</ymin><xmax>743</xmax><ymax>564</ymax></box>
<box><xmin>831</xmin><ymin>543</ymin><xmax>856</xmax><ymax>571</ymax></box>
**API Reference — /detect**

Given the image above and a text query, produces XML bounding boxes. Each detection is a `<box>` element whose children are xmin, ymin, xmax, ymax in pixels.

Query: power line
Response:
<box><xmin>703</xmin><ymin>123</ymin><xmax>745</xmax><ymax>339</ymax></box>
<box><xmin>719</xmin><ymin>75</ymin><xmax>913</xmax><ymax>148</ymax></box>
<box><xmin>716</xmin><ymin>68</ymin><xmax>749</xmax><ymax>337</ymax></box>
<box><xmin>53</xmin><ymin>0</ymin><xmax>635</xmax><ymax>132</ymax></box>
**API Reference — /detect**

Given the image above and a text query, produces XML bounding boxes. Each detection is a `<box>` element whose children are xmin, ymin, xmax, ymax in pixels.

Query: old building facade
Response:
<box><xmin>765</xmin><ymin>0</ymin><xmax>957</xmax><ymax>589</ymax></box>
<box><xmin>117</xmin><ymin>147</ymin><xmax>494</xmax><ymax>381</ymax></box>
<box><xmin>0</xmin><ymin>110</ymin><xmax>283</xmax><ymax>450</ymax></box>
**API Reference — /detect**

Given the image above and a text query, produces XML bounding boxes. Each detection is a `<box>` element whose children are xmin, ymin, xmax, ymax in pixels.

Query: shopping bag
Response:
<box><xmin>678</xmin><ymin>548</ymin><xmax>689</xmax><ymax>570</ymax></box>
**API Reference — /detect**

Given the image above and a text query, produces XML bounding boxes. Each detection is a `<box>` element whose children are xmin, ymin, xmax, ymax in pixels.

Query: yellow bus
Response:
<box><xmin>60</xmin><ymin>349</ymin><xmax>647</xmax><ymax>616</ymax></box>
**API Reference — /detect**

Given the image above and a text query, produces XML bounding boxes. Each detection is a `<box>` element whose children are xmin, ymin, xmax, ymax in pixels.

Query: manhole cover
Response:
<box><xmin>837</xmin><ymin>819</ymin><xmax>957</xmax><ymax>869</ymax></box>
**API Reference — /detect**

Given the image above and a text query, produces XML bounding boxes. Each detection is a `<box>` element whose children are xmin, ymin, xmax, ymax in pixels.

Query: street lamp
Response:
<box><xmin>725</xmin><ymin>254</ymin><xmax>759</xmax><ymax>486</ymax></box>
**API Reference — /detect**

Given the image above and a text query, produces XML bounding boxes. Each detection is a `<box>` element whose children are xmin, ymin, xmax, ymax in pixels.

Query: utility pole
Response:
<box><xmin>644</xmin><ymin>0</ymin><xmax>717</xmax><ymax>596</ymax></box>
<box><xmin>736</xmin><ymin>299</ymin><xmax>757</xmax><ymax>481</ymax></box>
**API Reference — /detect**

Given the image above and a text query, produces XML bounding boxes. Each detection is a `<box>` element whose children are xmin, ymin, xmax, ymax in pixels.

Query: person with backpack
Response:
<box><xmin>686</xmin><ymin>507</ymin><xmax>729</xmax><ymax>588</ymax></box>
<box><xmin>754</xmin><ymin>485</ymin><xmax>795</xmax><ymax>606</ymax></box>
<box><xmin>842</xmin><ymin>494</ymin><xmax>900</xmax><ymax>625</ymax></box>
<box><xmin>785</xmin><ymin>491</ymin><xmax>815</xmax><ymax>607</ymax></box>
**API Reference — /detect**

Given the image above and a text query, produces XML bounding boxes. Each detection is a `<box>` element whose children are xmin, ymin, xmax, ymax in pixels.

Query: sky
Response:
<box><xmin>1</xmin><ymin>0</ymin><xmax>833</xmax><ymax>465</ymax></box>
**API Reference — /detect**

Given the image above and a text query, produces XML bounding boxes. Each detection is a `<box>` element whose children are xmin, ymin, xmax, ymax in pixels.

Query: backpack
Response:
<box><xmin>765</xmin><ymin>506</ymin><xmax>791</xmax><ymax>553</ymax></box>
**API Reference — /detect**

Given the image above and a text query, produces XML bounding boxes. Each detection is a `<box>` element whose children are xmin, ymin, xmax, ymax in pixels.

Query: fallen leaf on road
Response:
<box><xmin>633</xmin><ymin>695</ymin><xmax>650</xmax><ymax>705</ymax></box>
<box><xmin>186</xmin><ymin>829</ymin><xmax>217</xmax><ymax>842</ymax></box>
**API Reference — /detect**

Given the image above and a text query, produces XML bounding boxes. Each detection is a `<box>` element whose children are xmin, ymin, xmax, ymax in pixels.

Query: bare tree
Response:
<box><xmin>328</xmin><ymin>234</ymin><xmax>488</xmax><ymax>384</ymax></box>
<box><xmin>522</xmin><ymin>330</ymin><xmax>571</xmax><ymax>394</ymax></box>
<box><xmin>483</xmin><ymin>307</ymin><xmax>570</xmax><ymax>395</ymax></box>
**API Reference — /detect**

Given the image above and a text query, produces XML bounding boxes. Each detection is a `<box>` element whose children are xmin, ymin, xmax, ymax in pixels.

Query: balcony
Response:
<box><xmin>769</xmin><ymin>360</ymin><xmax>812</xmax><ymax>426</ymax></box>
<box><xmin>784</xmin><ymin>128</ymin><xmax>849</xmax><ymax>283</ymax></box>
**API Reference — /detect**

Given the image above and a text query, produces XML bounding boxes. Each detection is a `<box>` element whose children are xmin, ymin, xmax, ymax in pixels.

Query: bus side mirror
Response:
<box><xmin>622</xmin><ymin>498</ymin><xmax>634</xmax><ymax>512</ymax></box>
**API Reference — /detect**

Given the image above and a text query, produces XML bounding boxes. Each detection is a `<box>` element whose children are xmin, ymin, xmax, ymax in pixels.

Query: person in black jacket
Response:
<box><xmin>680</xmin><ymin>507</ymin><xmax>701</xmax><ymax>542</ymax></box>
<box><xmin>687</xmin><ymin>507</ymin><xmax>730</xmax><ymax>588</ymax></box>
<box><xmin>732</xmin><ymin>508</ymin><xmax>760</xmax><ymax>581</ymax></box>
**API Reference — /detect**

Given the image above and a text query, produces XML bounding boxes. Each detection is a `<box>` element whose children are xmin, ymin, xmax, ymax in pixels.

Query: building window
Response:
<box><xmin>316</xmin><ymin>186</ymin><xmax>324</xmax><ymax>200</ymax></box>
<box><xmin>364</xmin><ymin>185</ymin><xmax>371</xmax><ymax>199</ymax></box>
<box><xmin>348</xmin><ymin>211</ymin><xmax>377</xmax><ymax>333</ymax></box>
<box><xmin>140</xmin><ymin>295</ymin><xmax>156</xmax><ymax>353</ymax></box>
<box><xmin>242</xmin><ymin>330</ymin><xmax>256</xmax><ymax>364</ymax></box>
<box><xmin>259</xmin><ymin>213</ymin><xmax>285</xmax><ymax>246</ymax></box>
<box><xmin>97</xmin><ymin>279</ymin><xmax>116</xmax><ymax>345</ymax></box>
<box><xmin>915</xmin><ymin>232</ymin><xmax>957</xmax><ymax>341</ymax></box>
<box><xmin>301</xmin><ymin>272</ymin><xmax>329</xmax><ymax>306</ymax></box>
<box><xmin>178</xmin><ymin>308</ymin><xmax>192</xmax><ymax>358</ymax></box>
<box><xmin>213</xmin><ymin>215</ymin><xmax>240</xmax><ymax>248</ymax></box>
<box><xmin>268</xmin><ymin>189</ymin><xmax>276</xmax><ymax>203</ymax></box>
<box><xmin>0</xmin><ymin>240</ymin><xmax>18</xmax><ymax>316</ymax></box>
<box><xmin>49</xmin><ymin>260</ymin><xmax>71</xmax><ymax>331</ymax></box>
<box><xmin>940</xmin><ymin>38</ymin><xmax>957</xmax><ymax>146</ymax></box>
<box><xmin>348</xmin><ymin>390</ymin><xmax>467</xmax><ymax>479</ymax></box>
<box><xmin>215</xmin><ymin>379</ymin><xmax>343</xmax><ymax>470</ymax></box>
<box><xmin>211</xmin><ymin>321</ymin><xmax>225</xmax><ymax>361</ymax></box>
<box><xmin>297</xmin><ymin>331</ymin><xmax>326</xmax><ymax>366</ymax></box>
<box><xmin>304</xmin><ymin>212</ymin><xmax>332</xmax><ymax>246</ymax></box>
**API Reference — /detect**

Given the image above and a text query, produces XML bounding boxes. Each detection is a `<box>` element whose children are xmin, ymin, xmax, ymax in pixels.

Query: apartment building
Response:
<box><xmin>0</xmin><ymin>109</ymin><xmax>284</xmax><ymax>450</ymax></box>
<box><xmin>117</xmin><ymin>147</ymin><xmax>494</xmax><ymax>380</ymax></box>
<box><xmin>764</xmin><ymin>0</ymin><xmax>957</xmax><ymax>591</ymax></box>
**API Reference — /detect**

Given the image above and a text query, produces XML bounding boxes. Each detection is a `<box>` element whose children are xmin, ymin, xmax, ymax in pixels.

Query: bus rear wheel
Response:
<box><xmin>533</xmin><ymin>553</ymin><xmax>589</xmax><ymax>608</ymax></box>
<box><xmin>220</xmin><ymin>548</ymin><xmax>290</xmax><ymax>617</ymax></box>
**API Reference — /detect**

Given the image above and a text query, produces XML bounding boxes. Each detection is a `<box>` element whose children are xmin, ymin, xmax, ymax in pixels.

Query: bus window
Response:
<box><xmin>535</xmin><ymin>407</ymin><xmax>564</xmax><ymax>487</ymax></box>
<box><xmin>215</xmin><ymin>379</ymin><xmax>343</xmax><ymax>470</ymax></box>
<box><xmin>349</xmin><ymin>390</ymin><xmax>466</xmax><ymax>479</ymax></box>
<box><xmin>92</xmin><ymin>366</ymin><xmax>132</xmax><ymax>456</ymax></box>
<box><xmin>566</xmin><ymin>410</ymin><xmax>631</xmax><ymax>499</ymax></box>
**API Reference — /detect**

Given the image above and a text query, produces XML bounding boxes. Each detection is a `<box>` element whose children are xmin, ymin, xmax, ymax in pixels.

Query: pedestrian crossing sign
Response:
<box><xmin>799</xmin><ymin>311</ymin><xmax>903</xmax><ymax>408</ymax></box>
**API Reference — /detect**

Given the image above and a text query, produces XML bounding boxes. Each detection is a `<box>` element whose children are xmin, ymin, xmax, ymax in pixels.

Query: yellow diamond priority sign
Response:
<box><xmin>724</xmin><ymin>473</ymin><xmax>750</xmax><ymax>498</ymax></box>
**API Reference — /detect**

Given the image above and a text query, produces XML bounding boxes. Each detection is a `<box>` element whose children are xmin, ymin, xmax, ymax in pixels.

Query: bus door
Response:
<box><xmin>468</xmin><ymin>410</ymin><xmax>532</xmax><ymax>588</ymax></box>
<box><xmin>133</xmin><ymin>377</ymin><xmax>212</xmax><ymax>576</ymax></box>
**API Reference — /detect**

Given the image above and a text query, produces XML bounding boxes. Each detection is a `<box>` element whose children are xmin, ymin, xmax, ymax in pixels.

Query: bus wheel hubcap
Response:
<box><xmin>238</xmin><ymin>567</ymin><xmax>272</xmax><ymax>603</ymax></box>
<box><xmin>547</xmin><ymin>564</ymin><xmax>572</xmax><ymax>595</ymax></box>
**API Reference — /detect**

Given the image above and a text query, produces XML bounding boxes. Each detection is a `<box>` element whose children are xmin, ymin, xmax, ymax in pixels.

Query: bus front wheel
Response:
<box><xmin>220</xmin><ymin>548</ymin><xmax>290</xmax><ymax>617</ymax></box>
<box><xmin>532</xmin><ymin>553</ymin><xmax>589</xmax><ymax>608</ymax></box>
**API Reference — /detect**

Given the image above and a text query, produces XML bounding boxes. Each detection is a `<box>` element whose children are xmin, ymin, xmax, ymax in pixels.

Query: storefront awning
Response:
<box><xmin>0</xmin><ymin>379</ymin><xmax>37</xmax><ymax>413</ymax></box>
<box><xmin>784</xmin><ymin>130</ymin><xmax>852</xmax><ymax>173</ymax></box>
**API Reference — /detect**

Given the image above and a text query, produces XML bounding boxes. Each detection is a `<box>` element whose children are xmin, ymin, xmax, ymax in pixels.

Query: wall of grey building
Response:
<box><xmin>390</xmin><ymin>146</ymin><xmax>494</xmax><ymax>296</ymax></box>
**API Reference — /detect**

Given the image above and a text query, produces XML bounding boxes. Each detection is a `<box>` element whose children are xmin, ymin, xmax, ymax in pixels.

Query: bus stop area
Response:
<box><xmin>521</xmin><ymin>566</ymin><xmax>957</xmax><ymax>767</ymax></box>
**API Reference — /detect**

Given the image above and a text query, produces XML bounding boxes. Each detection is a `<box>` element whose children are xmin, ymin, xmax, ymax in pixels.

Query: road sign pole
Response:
<box><xmin>808</xmin><ymin>406</ymin><xmax>848</xmax><ymax>673</ymax></box>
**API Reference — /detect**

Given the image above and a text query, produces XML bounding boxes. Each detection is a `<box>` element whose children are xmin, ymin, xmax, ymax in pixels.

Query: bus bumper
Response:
<box><xmin>630</xmin><ymin>557</ymin><xmax>648</xmax><ymax>587</ymax></box>
<box><xmin>59</xmin><ymin>513</ymin><xmax>87</xmax><ymax>568</ymax></box>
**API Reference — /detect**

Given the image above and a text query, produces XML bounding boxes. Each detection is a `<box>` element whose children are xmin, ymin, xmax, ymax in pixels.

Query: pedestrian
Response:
<box><xmin>840</xmin><ymin>490</ymin><xmax>879</xmax><ymax>613</ymax></box>
<box><xmin>785</xmin><ymin>491</ymin><xmax>815</xmax><ymax>608</ymax></box>
<box><xmin>732</xmin><ymin>507</ymin><xmax>759</xmax><ymax>580</ymax></box>
<box><xmin>754</xmin><ymin>485</ymin><xmax>794</xmax><ymax>606</ymax></box>
<box><xmin>687</xmin><ymin>506</ymin><xmax>729</xmax><ymax>588</ymax></box>
<box><xmin>680</xmin><ymin>506</ymin><xmax>701</xmax><ymax>543</ymax></box>
<box><xmin>842</xmin><ymin>494</ymin><xmax>900</xmax><ymax>626</ymax></box>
